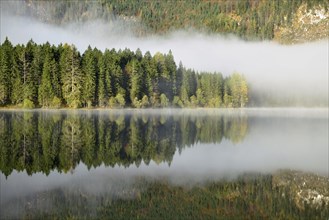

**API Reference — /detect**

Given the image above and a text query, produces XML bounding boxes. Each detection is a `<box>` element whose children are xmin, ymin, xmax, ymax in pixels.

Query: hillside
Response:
<box><xmin>2</xmin><ymin>0</ymin><xmax>328</xmax><ymax>44</ymax></box>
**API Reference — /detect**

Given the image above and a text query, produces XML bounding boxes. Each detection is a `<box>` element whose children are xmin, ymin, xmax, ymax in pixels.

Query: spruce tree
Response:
<box><xmin>165</xmin><ymin>50</ymin><xmax>177</xmax><ymax>100</ymax></box>
<box><xmin>97</xmin><ymin>52</ymin><xmax>107</xmax><ymax>107</ymax></box>
<box><xmin>81</xmin><ymin>46</ymin><xmax>97</xmax><ymax>107</ymax></box>
<box><xmin>11</xmin><ymin>46</ymin><xmax>24</xmax><ymax>105</ymax></box>
<box><xmin>60</xmin><ymin>44</ymin><xmax>82</xmax><ymax>108</ymax></box>
<box><xmin>129</xmin><ymin>59</ymin><xmax>143</xmax><ymax>107</ymax></box>
<box><xmin>20</xmin><ymin>39</ymin><xmax>39</xmax><ymax>106</ymax></box>
<box><xmin>140</xmin><ymin>52</ymin><xmax>152</xmax><ymax>98</ymax></box>
<box><xmin>0</xmin><ymin>37</ymin><xmax>13</xmax><ymax>105</ymax></box>
<box><xmin>38</xmin><ymin>54</ymin><xmax>54</xmax><ymax>107</ymax></box>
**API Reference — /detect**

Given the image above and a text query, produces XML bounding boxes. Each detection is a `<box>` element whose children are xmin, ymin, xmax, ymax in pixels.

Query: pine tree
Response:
<box><xmin>47</xmin><ymin>43</ymin><xmax>62</xmax><ymax>103</ymax></box>
<box><xmin>60</xmin><ymin>44</ymin><xmax>82</xmax><ymax>108</ymax></box>
<box><xmin>0</xmin><ymin>37</ymin><xmax>13</xmax><ymax>105</ymax></box>
<box><xmin>180</xmin><ymin>68</ymin><xmax>190</xmax><ymax>106</ymax></box>
<box><xmin>119</xmin><ymin>48</ymin><xmax>134</xmax><ymax>105</ymax></box>
<box><xmin>165</xmin><ymin>50</ymin><xmax>177</xmax><ymax>100</ymax></box>
<box><xmin>38</xmin><ymin>54</ymin><xmax>54</xmax><ymax>107</ymax></box>
<box><xmin>49</xmin><ymin>58</ymin><xmax>61</xmax><ymax>105</ymax></box>
<box><xmin>81</xmin><ymin>46</ymin><xmax>97</xmax><ymax>107</ymax></box>
<box><xmin>30</xmin><ymin>43</ymin><xmax>43</xmax><ymax>106</ymax></box>
<box><xmin>176</xmin><ymin>61</ymin><xmax>184</xmax><ymax>98</ymax></box>
<box><xmin>140</xmin><ymin>51</ymin><xmax>152</xmax><ymax>98</ymax></box>
<box><xmin>98</xmin><ymin>52</ymin><xmax>107</xmax><ymax>107</ymax></box>
<box><xmin>11</xmin><ymin>46</ymin><xmax>24</xmax><ymax>105</ymax></box>
<box><xmin>99</xmin><ymin>49</ymin><xmax>116</xmax><ymax>106</ymax></box>
<box><xmin>18</xmin><ymin>41</ymin><xmax>34</xmax><ymax>105</ymax></box>
<box><xmin>154</xmin><ymin>52</ymin><xmax>169</xmax><ymax>100</ymax></box>
<box><xmin>223</xmin><ymin>79</ymin><xmax>232</xmax><ymax>107</ymax></box>
<box><xmin>129</xmin><ymin>59</ymin><xmax>143</xmax><ymax>107</ymax></box>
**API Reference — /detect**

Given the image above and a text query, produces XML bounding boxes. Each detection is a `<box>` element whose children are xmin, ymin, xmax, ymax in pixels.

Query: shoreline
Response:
<box><xmin>0</xmin><ymin>107</ymin><xmax>328</xmax><ymax>111</ymax></box>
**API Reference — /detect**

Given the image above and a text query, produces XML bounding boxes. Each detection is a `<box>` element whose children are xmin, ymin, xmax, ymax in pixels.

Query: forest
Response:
<box><xmin>107</xmin><ymin>0</ymin><xmax>328</xmax><ymax>40</ymax></box>
<box><xmin>4</xmin><ymin>0</ymin><xmax>328</xmax><ymax>41</ymax></box>
<box><xmin>0</xmin><ymin>38</ymin><xmax>248</xmax><ymax>108</ymax></box>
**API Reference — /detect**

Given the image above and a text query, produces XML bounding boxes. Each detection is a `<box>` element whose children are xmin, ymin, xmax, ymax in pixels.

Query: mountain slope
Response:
<box><xmin>2</xmin><ymin>0</ymin><xmax>328</xmax><ymax>43</ymax></box>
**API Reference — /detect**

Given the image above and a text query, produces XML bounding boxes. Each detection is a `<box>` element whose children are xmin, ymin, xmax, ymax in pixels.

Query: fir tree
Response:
<box><xmin>81</xmin><ymin>46</ymin><xmax>97</xmax><ymax>107</ymax></box>
<box><xmin>38</xmin><ymin>54</ymin><xmax>55</xmax><ymax>107</ymax></box>
<box><xmin>0</xmin><ymin>37</ymin><xmax>13</xmax><ymax>105</ymax></box>
<box><xmin>60</xmin><ymin>44</ymin><xmax>82</xmax><ymax>108</ymax></box>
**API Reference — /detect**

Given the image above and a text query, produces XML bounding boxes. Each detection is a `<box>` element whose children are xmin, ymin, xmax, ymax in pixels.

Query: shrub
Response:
<box><xmin>50</xmin><ymin>96</ymin><xmax>62</xmax><ymax>108</ymax></box>
<box><xmin>23</xmin><ymin>99</ymin><xmax>34</xmax><ymax>109</ymax></box>
<box><xmin>133</xmin><ymin>97</ymin><xmax>142</xmax><ymax>108</ymax></box>
<box><xmin>141</xmin><ymin>95</ymin><xmax>150</xmax><ymax>108</ymax></box>
<box><xmin>109</xmin><ymin>97</ymin><xmax>117</xmax><ymax>108</ymax></box>
<box><xmin>160</xmin><ymin>94</ymin><xmax>169</xmax><ymax>107</ymax></box>
<box><xmin>115</xmin><ymin>94</ymin><xmax>126</xmax><ymax>108</ymax></box>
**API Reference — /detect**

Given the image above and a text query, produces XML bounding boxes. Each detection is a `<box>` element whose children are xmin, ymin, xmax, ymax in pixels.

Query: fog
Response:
<box><xmin>1</xmin><ymin>11</ymin><xmax>328</xmax><ymax>106</ymax></box>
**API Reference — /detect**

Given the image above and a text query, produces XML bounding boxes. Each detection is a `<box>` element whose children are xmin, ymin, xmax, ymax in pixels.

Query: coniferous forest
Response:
<box><xmin>4</xmin><ymin>0</ymin><xmax>328</xmax><ymax>42</ymax></box>
<box><xmin>0</xmin><ymin>38</ymin><xmax>248</xmax><ymax>109</ymax></box>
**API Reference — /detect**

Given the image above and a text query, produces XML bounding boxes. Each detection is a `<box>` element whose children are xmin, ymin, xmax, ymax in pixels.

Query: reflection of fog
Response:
<box><xmin>0</xmin><ymin>109</ymin><xmax>328</xmax><ymax>215</ymax></box>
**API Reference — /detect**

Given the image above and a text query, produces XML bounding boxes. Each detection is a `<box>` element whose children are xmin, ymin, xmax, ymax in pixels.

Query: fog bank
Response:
<box><xmin>1</xmin><ymin>12</ymin><xmax>328</xmax><ymax>105</ymax></box>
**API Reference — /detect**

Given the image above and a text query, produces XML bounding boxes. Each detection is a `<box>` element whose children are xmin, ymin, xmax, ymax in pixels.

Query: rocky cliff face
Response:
<box><xmin>273</xmin><ymin>170</ymin><xmax>329</xmax><ymax>210</ymax></box>
<box><xmin>275</xmin><ymin>4</ymin><xmax>329</xmax><ymax>44</ymax></box>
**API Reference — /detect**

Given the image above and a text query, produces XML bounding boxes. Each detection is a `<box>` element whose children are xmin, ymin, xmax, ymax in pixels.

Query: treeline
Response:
<box><xmin>4</xmin><ymin>0</ymin><xmax>328</xmax><ymax>40</ymax></box>
<box><xmin>0</xmin><ymin>38</ymin><xmax>248</xmax><ymax>108</ymax></box>
<box><xmin>0</xmin><ymin>111</ymin><xmax>248</xmax><ymax>176</ymax></box>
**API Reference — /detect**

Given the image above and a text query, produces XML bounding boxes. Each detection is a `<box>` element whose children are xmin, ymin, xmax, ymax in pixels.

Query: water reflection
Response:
<box><xmin>1</xmin><ymin>109</ymin><xmax>328</xmax><ymax>219</ymax></box>
<box><xmin>0</xmin><ymin>109</ymin><xmax>248</xmax><ymax>177</ymax></box>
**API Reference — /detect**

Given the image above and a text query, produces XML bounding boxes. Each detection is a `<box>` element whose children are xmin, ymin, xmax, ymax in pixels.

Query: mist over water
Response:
<box><xmin>0</xmin><ymin>108</ymin><xmax>328</xmax><ymax>208</ymax></box>
<box><xmin>1</xmin><ymin>11</ymin><xmax>328</xmax><ymax>105</ymax></box>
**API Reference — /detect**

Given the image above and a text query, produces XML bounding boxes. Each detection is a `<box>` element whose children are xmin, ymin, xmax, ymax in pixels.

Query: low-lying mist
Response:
<box><xmin>1</xmin><ymin>12</ymin><xmax>328</xmax><ymax>106</ymax></box>
<box><xmin>1</xmin><ymin>108</ymin><xmax>328</xmax><ymax>204</ymax></box>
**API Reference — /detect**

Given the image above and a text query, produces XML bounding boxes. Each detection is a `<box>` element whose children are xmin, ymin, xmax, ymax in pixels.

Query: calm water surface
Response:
<box><xmin>0</xmin><ymin>108</ymin><xmax>328</xmax><ymax>218</ymax></box>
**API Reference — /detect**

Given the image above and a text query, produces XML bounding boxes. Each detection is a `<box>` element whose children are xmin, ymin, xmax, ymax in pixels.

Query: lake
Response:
<box><xmin>0</xmin><ymin>108</ymin><xmax>328</xmax><ymax>219</ymax></box>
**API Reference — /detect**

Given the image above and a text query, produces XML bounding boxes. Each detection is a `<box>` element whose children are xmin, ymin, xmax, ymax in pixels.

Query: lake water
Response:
<box><xmin>0</xmin><ymin>108</ymin><xmax>328</xmax><ymax>219</ymax></box>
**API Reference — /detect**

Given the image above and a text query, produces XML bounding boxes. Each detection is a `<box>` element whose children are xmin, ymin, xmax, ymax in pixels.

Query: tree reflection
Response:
<box><xmin>60</xmin><ymin>115</ymin><xmax>83</xmax><ymax>173</ymax></box>
<box><xmin>0</xmin><ymin>110</ymin><xmax>248</xmax><ymax>176</ymax></box>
